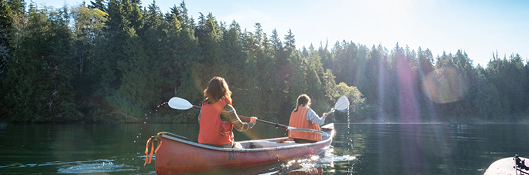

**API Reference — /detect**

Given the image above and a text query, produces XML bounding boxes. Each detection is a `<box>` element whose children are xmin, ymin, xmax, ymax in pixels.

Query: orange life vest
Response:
<box><xmin>288</xmin><ymin>106</ymin><xmax>322</xmax><ymax>141</ymax></box>
<box><xmin>198</xmin><ymin>98</ymin><xmax>234</xmax><ymax>145</ymax></box>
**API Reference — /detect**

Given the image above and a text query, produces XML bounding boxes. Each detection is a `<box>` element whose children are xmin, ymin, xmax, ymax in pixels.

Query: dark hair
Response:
<box><xmin>294</xmin><ymin>94</ymin><xmax>311</xmax><ymax>112</ymax></box>
<box><xmin>204</xmin><ymin>76</ymin><xmax>232</xmax><ymax>104</ymax></box>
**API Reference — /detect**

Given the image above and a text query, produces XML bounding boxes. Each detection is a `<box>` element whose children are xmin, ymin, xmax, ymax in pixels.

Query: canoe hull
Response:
<box><xmin>155</xmin><ymin>124</ymin><xmax>334</xmax><ymax>175</ymax></box>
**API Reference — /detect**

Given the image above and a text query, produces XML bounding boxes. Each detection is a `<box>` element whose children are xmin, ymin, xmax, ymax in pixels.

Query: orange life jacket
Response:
<box><xmin>198</xmin><ymin>98</ymin><xmax>234</xmax><ymax>145</ymax></box>
<box><xmin>288</xmin><ymin>106</ymin><xmax>322</xmax><ymax>141</ymax></box>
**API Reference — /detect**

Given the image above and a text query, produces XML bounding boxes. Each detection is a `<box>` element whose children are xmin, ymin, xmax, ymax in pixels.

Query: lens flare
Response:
<box><xmin>422</xmin><ymin>66</ymin><xmax>468</xmax><ymax>104</ymax></box>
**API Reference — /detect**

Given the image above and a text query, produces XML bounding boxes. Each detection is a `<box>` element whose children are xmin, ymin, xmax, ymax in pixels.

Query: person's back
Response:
<box><xmin>198</xmin><ymin>98</ymin><xmax>233</xmax><ymax>145</ymax></box>
<box><xmin>289</xmin><ymin>105</ymin><xmax>321</xmax><ymax>142</ymax></box>
<box><xmin>288</xmin><ymin>94</ymin><xmax>327</xmax><ymax>143</ymax></box>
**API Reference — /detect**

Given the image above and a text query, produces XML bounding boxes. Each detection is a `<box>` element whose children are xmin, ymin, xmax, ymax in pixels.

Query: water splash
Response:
<box><xmin>135</xmin><ymin>102</ymin><xmax>169</xmax><ymax>143</ymax></box>
<box><xmin>57</xmin><ymin>160</ymin><xmax>135</xmax><ymax>174</ymax></box>
<box><xmin>280</xmin><ymin>147</ymin><xmax>356</xmax><ymax>174</ymax></box>
<box><xmin>0</xmin><ymin>158</ymin><xmax>148</xmax><ymax>174</ymax></box>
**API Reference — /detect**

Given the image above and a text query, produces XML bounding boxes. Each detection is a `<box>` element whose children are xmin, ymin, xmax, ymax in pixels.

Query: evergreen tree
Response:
<box><xmin>254</xmin><ymin>23</ymin><xmax>263</xmax><ymax>49</ymax></box>
<box><xmin>284</xmin><ymin>29</ymin><xmax>295</xmax><ymax>50</ymax></box>
<box><xmin>270</xmin><ymin>29</ymin><xmax>282</xmax><ymax>54</ymax></box>
<box><xmin>88</xmin><ymin>0</ymin><xmax>106</xmax><ymax>12</ymax></box>
<box><xmin>143</xmin><ymin>0</ymin><xmax>162</xmax><ymax>32</ymax></box>
<box><xmin>165</xmin><ymin>4</ymin><xmax>180</xmax><ymax>22</ymax></box>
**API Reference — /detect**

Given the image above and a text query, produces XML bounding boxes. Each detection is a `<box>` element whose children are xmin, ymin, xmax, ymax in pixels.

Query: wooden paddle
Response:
<box><xmin>167</xmin><ymin>97</ymin><xmax>344</xmax><ymax>135</ymax></box>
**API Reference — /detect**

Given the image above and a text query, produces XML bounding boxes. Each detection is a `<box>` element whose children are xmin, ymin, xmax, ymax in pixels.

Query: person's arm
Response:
<box><xmin>221</xmin><ymin>104</ymin><xmax>256</xmax><ymax>131</ymax></box>
<box><xmin>306</xmin><ymin>109</ymin><xmax>327</xmax><ymax>126</ymax></box>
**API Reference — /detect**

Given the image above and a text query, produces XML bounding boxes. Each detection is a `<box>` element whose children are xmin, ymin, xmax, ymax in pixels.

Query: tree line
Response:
<box><xmin>0</xmin><ymin>0</ymin><xmax>527</xmax><ymax>123</ymax></box>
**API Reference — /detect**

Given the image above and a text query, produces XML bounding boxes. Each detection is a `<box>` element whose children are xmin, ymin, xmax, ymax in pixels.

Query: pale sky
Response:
<box><xmin>31</xmin><ymin>0</ymin><xmax>529</xmax><ymax>67</ymax></box>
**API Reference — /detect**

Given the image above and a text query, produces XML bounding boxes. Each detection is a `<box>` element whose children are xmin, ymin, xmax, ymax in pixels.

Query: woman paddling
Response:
<box><xmin>198</xmin><ymin>76</ymin><xmax>257</xmax><ymax>149</ymax></box>
<box><xmin>288</xmin><ymin>94</ymin><xmax>328</xmax><ymax>143</ymax></box>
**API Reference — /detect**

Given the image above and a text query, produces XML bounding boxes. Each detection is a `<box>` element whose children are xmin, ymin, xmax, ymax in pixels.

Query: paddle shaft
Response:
<box><xmin>238</xmin><ymin>115</ymin><xmax>288</xmax><ymax>129</ymax></box>
<box><xmin>239</xmin><ymin>115</ymin><xmax>328</xmax><ymax>135</ymax></box>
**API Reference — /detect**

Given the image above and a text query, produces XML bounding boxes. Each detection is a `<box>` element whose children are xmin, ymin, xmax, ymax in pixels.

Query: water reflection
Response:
<box><xmin>0</xmin><ymin>123</ymin><xmax>357</xmax><ymax>174</ymax></box>
<box><xmin>190</xmin><ymin>147</ymin><xmax>356</xmax><ymax>175</ymax></box>
<box><xmin>2</xmin><ymin>123</ymin><xmax>529</xmax><ymax>174</ymax></box>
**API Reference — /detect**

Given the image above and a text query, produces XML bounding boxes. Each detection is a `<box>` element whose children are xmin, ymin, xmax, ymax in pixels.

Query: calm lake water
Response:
<box><xmin>0</xmin><ymin>122</ymin><xmax>528</xmax><ymax>174</ymax></box>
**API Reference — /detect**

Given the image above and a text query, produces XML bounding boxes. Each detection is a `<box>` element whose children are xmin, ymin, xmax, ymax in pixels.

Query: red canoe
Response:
<box><xmin>152</xmin><ymin>123</ymin><xmax>335</xmax><ymax>175</ymax></box>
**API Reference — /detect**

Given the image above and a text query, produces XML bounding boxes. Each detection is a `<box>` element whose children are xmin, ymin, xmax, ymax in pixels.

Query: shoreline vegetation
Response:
<box><xmin>1</xmin><ymin>0</ymin><xmax>528</xmax><ymax>124</ymax></box>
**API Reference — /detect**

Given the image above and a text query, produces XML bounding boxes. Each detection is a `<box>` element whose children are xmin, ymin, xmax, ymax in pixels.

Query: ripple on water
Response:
<box><xmin>57</xmin><ymin>160</ymin><xmax>136</xmax><ymax>173</ymax></box>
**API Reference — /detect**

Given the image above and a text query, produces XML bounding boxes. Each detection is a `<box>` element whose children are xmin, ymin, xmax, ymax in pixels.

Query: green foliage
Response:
<box><xmin>486</xmin><ymin>53</ymin><xmax>528</xmax><ymax>117</ymax></box>
<box><xmin>2</xmin><ymin>5</ymin><xmax>81</xmax><ymax>122</ymax></box>
<box><xmin>284</xmin><ymin>29</ymin><xmax>295</xmax><ymax>50</ymax></box>
<box><xmin>1</xmin><ymin>0</ymin><xmax>528</xmax><ymax>124</ymax></box>
<box><xmin>472</xmin><ymin>67</ymin><xmax>504</xmax><ymax>119</ymax></box>
<box><xmin>0</xmin><ymin>0</ymin><xmax>13</xmax><ymax>76</ymax></box>
<box><xmin>88</xmin><ymin>0</ymin><xmax>106</xmax><ymax>12</ymax></box>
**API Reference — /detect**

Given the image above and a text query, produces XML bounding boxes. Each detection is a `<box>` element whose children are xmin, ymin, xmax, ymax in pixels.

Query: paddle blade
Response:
<box><xmin>334</xmin><ymin>95</ymin><xmax>350</xmax><ymax>111</ymax></box>
<box><xmin>168</xmin><ymin>97</ymin><xmax>194</xmax><ymax>110</ymax></box>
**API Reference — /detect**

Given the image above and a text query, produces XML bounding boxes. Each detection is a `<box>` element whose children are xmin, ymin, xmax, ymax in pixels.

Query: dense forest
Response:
<box><xmin>0</xmin><ymin>0</ymin><xmax>528</xmax><ymax>124</ymax></box>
